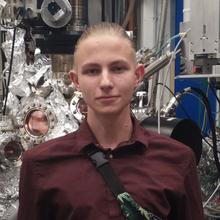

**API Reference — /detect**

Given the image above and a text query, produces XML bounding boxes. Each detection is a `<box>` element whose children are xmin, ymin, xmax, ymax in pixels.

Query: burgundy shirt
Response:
<box><xmin>18</xmin><ymin>119</ymin><xmax>204</xmax><ymax>220</ymax></box>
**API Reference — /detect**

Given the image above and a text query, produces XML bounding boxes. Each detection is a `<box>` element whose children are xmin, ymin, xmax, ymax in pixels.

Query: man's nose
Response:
<box><xmin>100</xmin><ymin>70</ymin><xmax>113</xmax><ymax>90</ymax></box>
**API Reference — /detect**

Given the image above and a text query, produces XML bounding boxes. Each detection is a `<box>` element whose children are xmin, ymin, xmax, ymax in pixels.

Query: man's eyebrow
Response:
<box><xmin>81</xmin><ymin>63</ymin><xmax>100</xmax><ymax>69</ymax></box>
<box><xmin>81</xmin><ymin>60</ymin><xmax>129</xmax><ymax>69</ymax></box>
<box><xmin>109</xmin><ymin>60</ymin><xmax>129</xmax><ymax>66</ymax></box>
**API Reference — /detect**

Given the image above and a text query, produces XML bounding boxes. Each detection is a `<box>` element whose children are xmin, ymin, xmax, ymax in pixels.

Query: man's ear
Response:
<box><xmin>69</xmin><ymin>70</ymin><xmax>80</xmax><ymax>91</ymax></box>
<box><xmin>135</xmin><ymin>64</ymin><xmax>145</xmax><ymax>85</ymax></box>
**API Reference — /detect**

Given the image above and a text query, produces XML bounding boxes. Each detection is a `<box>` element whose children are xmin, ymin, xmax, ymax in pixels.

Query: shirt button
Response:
<box><xmin>109</xmin><ymin>154</ymin><xmax>113</xmax><ymax>159</ymax></box>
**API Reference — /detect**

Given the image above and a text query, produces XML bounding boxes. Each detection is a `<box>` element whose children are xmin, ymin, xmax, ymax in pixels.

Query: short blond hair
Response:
<box><xmin>73</xmin><ymin>22</ymin><xmax>136</xmax><ymax>66</ymax></box>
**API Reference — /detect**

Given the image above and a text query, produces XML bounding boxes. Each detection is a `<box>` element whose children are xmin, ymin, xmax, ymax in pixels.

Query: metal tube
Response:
<box><xmin>147</xmin><ymin>0</ymin><xmax>169</xmax><ymax>114</ymax></box>
<box><xmin>68</xmin><ymin>0</ymin><xmax>88</xmax><ymax>32</ymax></box>
<box><xmin>0</xmin><ymin>27</ymin><xmax>3</xmax><ymax>114</ymax></box>
<box><xmin>183</xmin><ymin>0</ymin><xmax>191</xmax><ymax>22</ymax></box>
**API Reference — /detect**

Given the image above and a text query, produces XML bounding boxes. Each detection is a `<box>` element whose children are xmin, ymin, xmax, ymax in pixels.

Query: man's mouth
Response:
<box><xmin>96</xmin><ymin>95</ymin><xmax>119</xmax><ymax>100</ymax></box>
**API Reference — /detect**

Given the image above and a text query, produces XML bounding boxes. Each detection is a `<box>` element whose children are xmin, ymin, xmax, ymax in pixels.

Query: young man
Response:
<box><xmin>18</xmin><ymin>22</ymin><xmax>204</xmax><ymax>219</ymax></box>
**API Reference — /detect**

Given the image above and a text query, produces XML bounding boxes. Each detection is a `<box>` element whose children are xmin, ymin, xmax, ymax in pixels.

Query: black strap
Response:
<box><xmin>84</xmin><ymin>144</ymin><xmax>163</xmax><ymax>220</ymax></box>
<box><xmin>84</xmin><ymin>144</ymin><xmax>125</xmax><ymax>197</ymax></box>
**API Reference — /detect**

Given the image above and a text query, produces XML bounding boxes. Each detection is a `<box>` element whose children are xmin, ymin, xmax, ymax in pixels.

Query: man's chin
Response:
<box><xmin>94</xmin><ymin>108</ymin><xmax>128</xmax><ymax>117</ymax></box>
<box><xmin>88</xmin><ymin>104</ymin><xmax>130</xmax><ymax>117</ymax></box>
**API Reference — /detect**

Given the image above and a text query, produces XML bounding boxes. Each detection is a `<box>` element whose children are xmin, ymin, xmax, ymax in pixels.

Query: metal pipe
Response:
<box><xmin>68</xmin><ymin>0</ymin><xmax>88</xmax><ymax>32</ymax></box>
<box><xmin>0</xmin><ymin>27</ymin><xmax>3</xmax><ymax>114</ymax></box>
<box><xmin>122</xmin><ymin>0</ymin><xmax>135</xmax><ymax>28</ymax></box>
<box><xmin>112</xmin><ymin>0</ymin><xmax>115</xmax><ymax>22</ymax></box>
<box><xmin>183</xmin><ymin>0</ymin><xmax>191</xmax><ymax>22</ymax></box>
<box><xmin>147</xmin><ymin>0</ymin><xmax>169</xmax><ymax>114</ymax></box>
<box><xmin>101</xmin><ymin>0</ymin><xmax>105</xmax><ymax>21</ymax></box>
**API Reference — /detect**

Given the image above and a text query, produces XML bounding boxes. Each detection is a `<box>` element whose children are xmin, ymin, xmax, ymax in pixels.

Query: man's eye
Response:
<box><xmin>84</xmin><ymin>69</ymin><xmax>99</xmax><ymax>75</ymax></box>
<box><xmin>111</xmin><ymin>66</ymin><xmax>126</xmax><ymax>73</ymax></box>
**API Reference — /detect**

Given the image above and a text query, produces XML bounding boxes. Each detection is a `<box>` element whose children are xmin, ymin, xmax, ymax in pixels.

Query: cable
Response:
<box><xmin>205</xmin><ymin>205</ymin><xmax>220</xmax><ymax>213</ymax></box>
<box><xmin>156</xmin><ymin>82</ymin><xmax>191</xmax><ymax>119</ymax></box>
<box><xmin>156</xmin><ymin>83</ymin><xmax>219</xmax><ymax>158</ymax></box>
<box><xmin>157</xmin><ymin>83</ymin><xmax>218</xmax><ymax>155</ymax></box>
<box><xmin>204</xmin><ymin>212</ymin><xmax>220</xmax><ymax>218</ymax></box>
<box><xmin>203</xmin><ymin>136</ymin><xmax>220</xmax><ymax>153</ymax></box>
<box><xmin>209</xmin><ymin>82</ymin><xmax>220</xmax><ymax>108</ymax></box>
<box><xmin>156</xmin><ymin>82</ymin><xmax>220</xmax><ymax>170</ymax></box>
<box><xmin>3</xmin><ymin>27</ymin><xmax>16</xmax><ymax>115</ymax></box>
<box><xmin>183</xmin><ymin>91</ymin><xmax>208</xmax><ymax>133</ymax></box>
<box><xmin>184</xmin><ymin>87</ymin><xmax>220</xmax><ymax>178</ymax></box>
<box><xmin>155</xmin><ymin>33</ymin><xmax>181</xmax><ymax>55</ymax></box>
<box><xmin>203</xmin><ymin>181</ymin><xmax>220</xmax><ymax>208</ymax></box>
<box><xmin>157</xmin><ymin>29</ymin><xmax>190</xmax><ymax>133</ymax></box>
<box><xmin>201</xmin><ymin>84</ymin><xmax>210</xmax><ymax>132</ymax></box>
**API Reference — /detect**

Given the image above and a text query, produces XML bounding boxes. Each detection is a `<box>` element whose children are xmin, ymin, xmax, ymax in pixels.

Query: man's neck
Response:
<box><xmin>87</xmin><ymin>111</ymin><xmax>133</xmax><ymax>150</ymax></box>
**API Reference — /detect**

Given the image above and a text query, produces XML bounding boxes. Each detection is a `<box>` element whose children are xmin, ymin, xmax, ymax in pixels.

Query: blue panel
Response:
<box><xmin>175</xmin><ymin>78</ymin><xmax>216</xmax><ymax>134</ymax></box>
<box><xmin>174</xmin><ymin>0</ymin><xmax>216</xmax><ymax>134</ymax></box>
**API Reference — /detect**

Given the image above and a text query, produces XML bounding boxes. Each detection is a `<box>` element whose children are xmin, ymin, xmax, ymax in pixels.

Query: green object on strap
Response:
<box><xmin>117</xmin><ymin>192</ymin><xmax>162</xmax><ymax>220</ymax></box>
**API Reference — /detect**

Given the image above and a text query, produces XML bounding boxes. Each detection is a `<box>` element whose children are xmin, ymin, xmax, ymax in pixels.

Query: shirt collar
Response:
<box><xmin>72</xmin><ymin>117</ymin><xmax>149</xmax><ymax>154</ymax></box>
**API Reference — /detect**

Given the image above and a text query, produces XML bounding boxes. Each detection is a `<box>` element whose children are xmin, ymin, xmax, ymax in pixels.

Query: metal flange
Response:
<box><xmin>19</xmin><ymin>98</ymin><xmax>57</xmax><ymax>146</ymax></box>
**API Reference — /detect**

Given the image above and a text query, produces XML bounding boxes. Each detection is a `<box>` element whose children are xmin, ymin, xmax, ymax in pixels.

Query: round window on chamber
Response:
<box><xmin>4</xmin><ymin>141</ymin><xmax>24</xmax><ymax>162</ymax></box>
<box><xmin>25</xmin><ymin>110</ymin><xmax>49</xmax><ymax>136</ymax></box>
<box><xmin>77</xmin><ymin>98</ymin><xmax>87</xmax><ymax>115</ymax></box>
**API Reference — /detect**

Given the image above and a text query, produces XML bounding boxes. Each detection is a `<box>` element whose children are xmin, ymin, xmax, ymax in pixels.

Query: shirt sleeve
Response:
<box><xmin>181</xmin><ymin>157</ymin><xmax>205</xmax><ymax>220</ymax></box>
<box><xmin>17</xmin><ymin>152</ymin><xmax>48</xmax><ymax>220</ymax></box>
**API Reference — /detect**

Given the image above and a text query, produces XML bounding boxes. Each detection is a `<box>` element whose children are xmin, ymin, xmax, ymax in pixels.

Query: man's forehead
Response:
<box><xmin>74</xmin><ymin>35</ymin><xmax>136</xmax><ymax>68</ymax></box>
<box><xmin>79</xmin><ymin>39</ymin><xmax>133</xmax><ymax>56</ymax></box>
<box><xmin>78</xmin><ymin>34</ymin><xmax>131</xmax><ymax>49</ymax></box>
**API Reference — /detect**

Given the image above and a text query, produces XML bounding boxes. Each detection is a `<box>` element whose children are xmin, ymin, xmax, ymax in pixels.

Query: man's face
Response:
<box><xmin>71</xmin><ymin>35</ymin><xmax>144</xmax><ymax>116</ymax></box>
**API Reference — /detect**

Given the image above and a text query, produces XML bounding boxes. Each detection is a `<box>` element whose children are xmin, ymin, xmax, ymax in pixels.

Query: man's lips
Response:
<box><xmin>95</xmin><ymin>96</ymin><xmax>120</xmax><ymax>104</ymax></box>
<box><xmin>96</xmin><ymin>95</ymin><xmax>120</xmax><ymax>100</ymax></box>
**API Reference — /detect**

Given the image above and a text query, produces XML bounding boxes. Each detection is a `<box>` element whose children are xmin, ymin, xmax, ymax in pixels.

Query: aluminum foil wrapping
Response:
<box><xmin>9</xmin><ymin>53</ymin><xmax>52</xmax><ymax>98</ymax></box>
<box><xmin>6</xmin><ymin>93</ymin><xmax>22</xmax><ymax>126</ymax></box>
<box><xmin>24</xmin><ymin>52</ymin><xmax>52</xmax><ymax>85</ymax></box>
<box><xmin>199</xmin><ymin>139</ymin><xmax>219</xmax><ymax>200</ymax></box>
<box><xmin>0</xmin><ymin>167</ymin><xmax>19</xmax><ymax>220</ymax></box>
<box><xmin>45</xmin><ymin>79</ymin><xmax>79</xmax><ymax>139</ymax></box>
<box><xmin>2</xmin><ymin>27</ymin><xmax>79</xmax><ymax>141</ymax></box>
<box><xmin>0</xmin><ymin>28</ymin><xmax>79</xmax><ymax>219</ymax></box>
<box><xmin>15</xmin><ymin>77</ymin><xmax>79</xmax><ymax>148</ymax></box>
<box><xmin>8</xmin><ymin>74</ymin><xmax>31</xmax><ymax>98</ymax></box>
<box><xmin>2</xmin><ymin>28</ymin><xmax>26</xmax><ymax>76</ymax></box>
<box><xmin>199</xmin><ymin>137</ymin><xmax>220</xmax><ymax>218</ymax></box>
<box><xmin>0</xmin><ymin>132</ymin><xmax>20</xmax><ymax>220</ymax></box>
